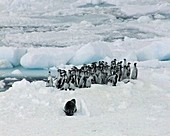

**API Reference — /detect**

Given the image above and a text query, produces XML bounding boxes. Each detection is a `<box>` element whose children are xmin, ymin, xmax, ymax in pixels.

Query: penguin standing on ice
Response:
<box><xmin>107</xmin><ymin>71</ymin><xmax>118</xmax><ymax>86</ymax></box>
<box><xmin>122</xmin><ymin>65</ymin><xmax>127</xmax><ymax>80</ymax></box>
<box><xmin>131</xmin><ymin>63</ymin><xmax>138</xmax><ymax>79</ymax></box>
<box><xmin>117</xmin><ymin>61</ymin><xmax>122</xmax><ymax>81</ymax></box>
<box><xmin>123</xmin><ymin>58</ymin><xmax>127</xmax><ymax>67</ymax></box>
<box><xmin>79</xmin><ymin>71</ymin><xmax>85</xmax><ymax>88</ymax></box>
<box><xmin>46</xmin><ymin>71</ymin><xmax>53</xmax><ymax>87</ymax></box>
<box><xmin>69</xmin><ymin>75</ymin><xmax>76</xmax><ymax>90</ymax></box>
<box><xmin>126</xmin><ymin>62</ymin><xmax>131</xmax><ymax>79</ymax></box>
<box><xmin>86</xmin><ymin>75</ymin><xmax>93</xmax><ymax>88</ymax></box>
<box><xmin>60</xmin><ymin>74</ymin><xmax>69</xmax><ymax>91</ymax></box>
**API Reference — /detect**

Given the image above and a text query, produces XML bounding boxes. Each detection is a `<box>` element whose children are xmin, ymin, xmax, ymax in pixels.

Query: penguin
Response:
<box><xmin>117</xmin><ymin>61</ymin><xmax>123</xmax><ymax>81</ymax></box>
<box><xmin>97</xmin><ymin>70</ymin><xmax>103</xmax><ymax>84</ymax></box>
<box><xmin>86</xmin><ymin>75</ymin><xmax>93</xmax><ymax>88</ymax></box>
<box><xmin>60</xmin><ymin>74</ymin><xmax>69</xmax><ymax>91</ymax></box>
<box><xmin>55</xmin><ymin>69</ymin><xmax>62</xmax><ymax>88</ymax></box>
<box><xmin>131</xmin><ymin>63</ymin><xmax>138</xmax><ymax>79</ymax></box>
<box><xmin>47</xmin><ymin>71</ymin><xmax>53</xmax><ymax>87</ymax></box>
<box><xmin>64</xmin><ymin>99</ymin><xmax>77</xmax><ymax>116</ymax></box>
<box><xmin>107</xmin><ymin>72</ymin><xmax>118</xmax><ymax>86</ymax></box>
<box><xmin>69</xmin><ymin>75</ymin><xmax>76</xmax><ymax>90</ymax></box>
<box><xmin>123</xmin><ymin>58</ymin><xmax>127</xmax><ymax>67</ymax></box>
<box><xmin>126</xmin><ymin>62</ymin><xmax>131</xmax><ymax>79</ymax></box>
<box><xmin>122</xmin><ymin>65</ymin><xmax>127</xmax><ymax>80</ymax></box>
<box><xmin>91</xmin><ymin>72</ymin><xmax>98</xmax><ymax>84</ymax></box>
<box><xmin>75</xmin><ymin>69</ymin><xmax>80</xmax><ymax>87</ymax></box>
<box><xmin>78</xmin><ymin>71</ymin><xmax>85</xmax><ymax>88</ymax></box>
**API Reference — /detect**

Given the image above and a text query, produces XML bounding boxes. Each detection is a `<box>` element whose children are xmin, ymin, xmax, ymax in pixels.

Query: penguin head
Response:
<box><xmin>71</xmin><ymin>99</ymin><xmax>76</xmax><ymax>104</ymax></box>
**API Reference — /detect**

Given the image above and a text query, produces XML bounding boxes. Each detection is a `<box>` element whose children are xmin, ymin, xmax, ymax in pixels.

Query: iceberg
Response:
<box><xmin>0</xmin><ymin>47</ymin><xmax>26</xmax><ymax>67</ymax></box>
<box><xmin>20</xmin><ymin>47</ymin><xmax>75</xmax><ymax>69</ymax></box>
<box><xmin>69</xmin><ymin>42</ymin><xmax>113</xmax><ymax>65</ymax></box>
<box><xmin>136</xmin><ymin>39</ymin><xmax>170</xmax><ymax>61</ymax></box>
<box><xmin>0</xmin><ymin>59</ymin><xmax>13</xmax><ymax>69</ymax></box>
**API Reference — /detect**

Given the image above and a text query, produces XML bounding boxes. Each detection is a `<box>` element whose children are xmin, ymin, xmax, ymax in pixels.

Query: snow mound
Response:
<box><xmin>20</xmin><ymin>47</ymin><xmax>75</xmax><ymax>69</ymax></box>
<box><xmin>0</xmin><ymin>80</ymin><xmax>5</xmax><ymax>89</ymax></box>
<box><xmin>59</xmin><ymin>98</ymin><xmax>90</xmax><ymax>117</ymax></box>
<box><xmin>0</xmin><ymin>59</ymin><xmax>13</xmax><ymax>69</ymax></box>
<box><xmin>0</xmin><ymin>47</ymin><xmax>26</xmax><ymax>67</ymax></box>
<box><xmin>11</xmin><ymin>69</ymin><xmax>22</xmax><ymax>76</ymax></box>
<box><xmin>136</xmin><ymin>40</ymin><xmax>170</xmax><ymax>61</ymax></box>
<box><xmin>137</xmin><ymin>16</ymin><xmax>152</xmax><ymax>23</ymax></box>
<box><xmin>69</xmin><ymin>42</ymin><xmax>113</xmax><ymax>65</ymax></box>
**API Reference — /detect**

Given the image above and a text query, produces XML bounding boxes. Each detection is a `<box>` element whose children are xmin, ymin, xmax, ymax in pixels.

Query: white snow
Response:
<box><xmin>0</xmin><ymin>47</ymin><xmax>26</xmax><ymax>66</ymax></box>
<box><xmin>135</xmin><ymin>39</ymin><xmax>170</xmax><ymax>61</ymax></box>
<box><xmin>20</xmin><ymin>47</ymin><xmax>76</xmax><ymax>69</ymax></box>
<box><xmin>1</xmin><ymin>39</ymin><xmax>170</xmax><ymax>69</ymax></box>
<box><xmin>69</xmin><ymin>42</ymin><xmax>113</xmax><ymax>65</ymax></box>
<box><xmin>0</xmin><ymin>80</ymin><xmax>5</xmax><ymax>89</ymax></box>
<box><xmin>0</xmin><ymin>59</ymin><xmax>13</xmax><ymax>68</ymax></box>
<box><xmin>0</xmin><ymin>0</ymin><xmax>170</xmax><ymax>135</ymax></box>
<box><xmin>11</xmin><ymin>69</ymin><xmax>22</xmax><ymax>75</ymax></box>
<box><xmin>0</xmin><ymin>66</ymin><xmax>170</xmax><ymax>136</ymax></box>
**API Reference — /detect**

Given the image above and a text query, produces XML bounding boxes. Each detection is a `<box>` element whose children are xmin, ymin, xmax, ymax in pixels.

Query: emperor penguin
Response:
<box><xmin>107</xmin><ymin>71</ymin><xmax>118</xmax><ymax>86</ymax></box>
<box><xmin>79</xmin><ymin>71</ymin><xmax>85</xmax><ymax>88</ymax></box>
<box><xmin>69</xmin><ymin>75</ymin><xmax>76</xmax><ymax>90</ymax></box>
<box><xmin>86</xmin><ymin>75</ymin><xmax>93</xmax><ymax>88</ymax></box>
<box><xmin>64</xmin><ymin>99</ymin><xmax>77</xmax><ymax>116</ymax></box>
<box><xmin>47</xmin><ymin>71</ymin><xmax>53</xmax><ymax>87</ymax></box>
<box><xmin>60</xmin><ymin>74</ymin><xmax>69</xmax><ymax>91</ymax></box>
<box><xmin>123</xmin><ymin>58</ymin><xmax>127</xmax><ymax>67</ymax></box>
<box><xmin>126</xmin><ymin>62</ymin><xmax>131</xmax><ymax>79</ymax></box>
<box><xmin>122</xmin><ymin>65</ymin><xmax>127</xmax><ymax>80</ymax></box>
<box><xmin>131</xmin><ymin>63</ymin><xmax>138</xmax><ymax>79</ymax></box>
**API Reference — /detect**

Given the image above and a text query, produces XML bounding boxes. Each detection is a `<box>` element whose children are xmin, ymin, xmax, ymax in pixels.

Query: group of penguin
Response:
<box><xmin>46</xmin><ymin>59</ymin><xmax>138</xmax><ymax>90</ymax></box>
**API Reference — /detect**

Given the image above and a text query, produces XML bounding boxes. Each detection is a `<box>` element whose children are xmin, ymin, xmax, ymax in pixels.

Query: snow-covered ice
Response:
<box><xmin>0</xmin><ymin>0</ymin><xmax>170</xmax><ymax>136</ymax></box>
<box><xmin>0</xmin><ymin>66</ymin><xmax>170</xmax><ymax>136</ymax></box>
<box><xmin>0</xmin><ymin>47</ymin><xmax>26</xmax><ymax>67</ymax></box>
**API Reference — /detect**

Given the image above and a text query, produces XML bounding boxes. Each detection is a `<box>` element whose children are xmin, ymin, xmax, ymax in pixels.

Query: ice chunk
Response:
<box><xmin>0</xmin><ymin>80</ymin><xmax>5</xmax><ymax>89</ymax></box>
<box><xmin>0</xmin><ymin>59</ymin><xmax>13</xmax><ymax>68</ymax></box>
<box><xmin>137</xmin><ymin>16</ymin><xmax>152</xmax><ymax>23</ymax></box>
<box><xmin>0</xmin><ymin>47</ymin><xmax>26</xmax><ymax>66</ymax></box>
<box><xmin>136</xmin><ymin>39</ymin><xmax>170</xmax><ymax>61</ymax></box>
<box><xmin>20</xmin><ymin>47</ymin><xmax>75</xmax><ymax>69</ymax></box>
<box><xmin>11</xmin><ymin>69</ymin><xmax>22</xmax><ymax>76</ymax></box>
<box><xmin>69</xmin><ymin>42</ymin><xmax>113</xmax><ymax>65</ymax></box>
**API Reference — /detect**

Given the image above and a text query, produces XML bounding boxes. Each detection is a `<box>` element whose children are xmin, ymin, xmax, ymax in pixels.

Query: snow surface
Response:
<box><xmin>0</xmin><ymin>47</ymin><xmax>26</xmax><ymax>67</ymax></box>
<box><xmin>0</xmin><ymin>0</ymin><xmax>170</xmax><ymax>136</ymax></box>
<box><xmin>0</xmin><ymin>65</ymin><xmax>170</xmax><ymax>136</ymax></box>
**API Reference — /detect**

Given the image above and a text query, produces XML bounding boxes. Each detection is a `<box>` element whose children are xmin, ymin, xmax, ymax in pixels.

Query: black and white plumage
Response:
<box><xmin>49</xmin><ymin>59</ymin><xmax>138</xmax><ymax>90</ymax></box>
<box><xmin>78</xmin><ymin>72</ymin><xmax>85</xmax><ymax>88</ymax></box>
<box><xmin>60</xmin><ymin>78</ymin><xmax>69</xmax><ymax>91</ymax></box>
<box><xmin>131</xmin><ymin>63</ymin><xmax>138</xmax><ymax>79</ymax></box>
<box><xmin>64</xmin><ymin>99</ymin><xmax>77</xmax><ymax>116</ymax></box>
<box><xmin>86</xmin><ymin>75</ymin><xmax>93</xmax><ymax>88</ymax></box>
<box><xmin>46</xmin><ymin>71</ymin><xmax>53</xmax><ymax>87</ymax></box>
<box><xmin>122</xmin><ymin>65</ymin><xmax>128</xmax><ymax>80</ymax></box>
<box><xmin>107</xmin><ymin>73</ymin><xmax>118</xmax><ymax>86</ymax></box>
<box><xmin>126</xmin><ymin>62</ymin><xmax>131</xmax><ymax>79</ymax></box>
